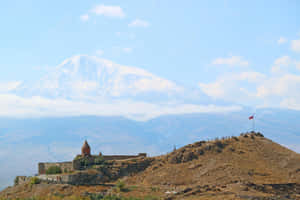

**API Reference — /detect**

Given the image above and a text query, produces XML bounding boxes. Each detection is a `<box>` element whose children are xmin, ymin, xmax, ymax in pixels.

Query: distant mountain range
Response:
<box><xmin>16</xmin><ymin>55</ymin><xmax>185</xmax><ymax>101</ymax></box>
<box><xmin>0</xmin><ymin>55</ymin><xmax>299</xmax><ymax>189</ymax></box>
<box><xmin>0</xmin><ymin>108</ymin><xmax>300</xmax><ymax>189</ymax></box>
<box><xmin>5</xmin><ymin>55</ymin><xmax>239</xmax><ymax>120</ymax></box>
<box><xmin>14</xmin><ymin>55</ymin><xmax>218</xmax><ymax>105</ymax></box>
<box><xmin>1</xmin><ymin>130</ymin><xmax>300</xmax><ymax>199</ymax></box>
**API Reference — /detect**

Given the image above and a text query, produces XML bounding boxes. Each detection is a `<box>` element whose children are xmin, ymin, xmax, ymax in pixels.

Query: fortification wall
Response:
<box><xmin>103</xmin><ymin>153</ymin><xmax>146</xmax><ymax>161</ymax></box>
<box><xmin>38</xmin><ymin>162</ymin><xmax>73</xmax><ymax>174</ymax></box>
<box><xmin>36</xmin><ymin>157</ymin><xmax>153</xmax><ymax>185</ymax></box>
<box><xmin>38</xmin><ymin>154</ymin><xmax>147</xmax><ymax>174</ymax></box>
<box><xmin>14</xmin><ymin>176</ymin><xmax>31</xmax><ymax>186</ymax></box>
<box><xmin>37</xmin><ymin>172</ymin><xmax>106</xmax><ymax>185</ymax></box>
<box><xmin>73</xmin><ymin>153</ymin><xmax>147</xmax><ymax>170</ymax></box>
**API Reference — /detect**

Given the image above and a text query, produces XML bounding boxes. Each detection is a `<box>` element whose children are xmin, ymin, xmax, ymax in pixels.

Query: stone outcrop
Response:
<box><xmin>14</xmin><ymin>176</ymin><xmax>31</xmax><ymax>186</ymax></box>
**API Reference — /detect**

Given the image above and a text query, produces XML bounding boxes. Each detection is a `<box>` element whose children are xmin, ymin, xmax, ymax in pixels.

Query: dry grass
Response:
<box><xmin>1</xmin><ymin>132</ymin><xmax>300</xmax><ymax>200</ymax></box>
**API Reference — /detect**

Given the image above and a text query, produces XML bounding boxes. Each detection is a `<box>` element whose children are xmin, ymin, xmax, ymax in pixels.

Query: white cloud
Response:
<box><xmin>133</xmin><ymin>77</ymin><xmax>180</xmax><ymax>93</ymax></box>
<box><xmin>202</xmin><ymin>53</ymin><xmax>300</xmax><ymax>110</ymax></box>
<box><xmin>96</xmin><ymin>50</ymin><xmax>104</xmax><ymax>56</ymax></box>
<box><xmin>34</xmin><ymin>55</ymin><xmax>183</xmax><ymax>99</ymax></box>
<box><xmin>256</xmin><ymin>73</ymin><xmax>300</xmax><ymax>111</ymax></box>
<box><xmin>0</xmin><ymin>94</ymin><xmax>241</xmax><ymax>121</ymax></box>
<box><xmin>212</xmin><ymin>56</ymin><xmax>249</xmax><ymax>67</ymax></box>
<box><xmin>80</xmin><ymin>14</ymin><xmax>89</xmax><ymax>22</ymax></box>
<box><xmin>0</xmin><ymin>81</ymin><xmax>22</xmax><ymax>93</ymax></box>
<box><xmin>257</xmin><ymin>56</ymin><xmax>300</xmax><ymax>109</ymax></box>
<box><xmin>271</xmin><ymin>56</ymin><xmax>300</xmax><ymax>73</ymax></box>
<box><xmin>277</xmin><ymin>37</ymin><xmax>287</xmax><ymax>45</ymax></box>
<box><xmin>257</xmin><ymin>74</ymin><xmax>300</xmax><ymax>99</ymax></box>
<box><xmin>271</xmin><ymin>56</ymin><xmax>291</xmax><ymax>73</ymax></box>
<box><xmin>128</xmin><ymin>19</ymin><xmax>150</xmax><ymax>28</ymax></box>
<box><xmin>273</xmin><ymin>56</ymin><xmax>291</xmax><ymax>66</ymax></box>
<box><xmin>0</xmin><ymin>55</ymin><xmax>242</xmax><ymax>120</ymax></box>
<box><xmin>90</xmin><ymin>5</ymin><xmax>125</xmax><ymax>18</ymax></box>
<box><xmin>72</xmin><ymin>81</ymin><xmax>98</xmax><ymax>92</ymax></box>
<box><xmin>199</xmin><ymin>71</ymin><xmax>265</xmax><ymax>103</ymax></box>
<box><xmin>291</xmin><ymin>39</ymin><xmax>300</xmax><ymax>53</ymax></box>
<box><xmin>123</xmin><ymin>47</ymin><xmax>132</xmax><ymax>53</ymax></box>
<box><xmin>296</xmin><ymin>61</ymin><xmax>300</xmax><ymax>71</ymax></box>
<box><xmin>199</xmin><ymin>70</ymin><xmax>300</xmax><ymax>111</ymax></box>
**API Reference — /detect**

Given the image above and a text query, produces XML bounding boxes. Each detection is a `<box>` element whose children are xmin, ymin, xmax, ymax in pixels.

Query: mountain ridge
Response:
<box><xmin>1</xmin><ymin>132</ymin><xmax>300</xmax><ymax>200</ymax></box>
<box><xmin>0</xmin><ymin>109</ymin><xmax>300</xmax><ymax>190</ymax></box>
<box><xmin>16</xmin><ymin>55</ymin><xmax>186</xmax><ymax>100</ymax></box>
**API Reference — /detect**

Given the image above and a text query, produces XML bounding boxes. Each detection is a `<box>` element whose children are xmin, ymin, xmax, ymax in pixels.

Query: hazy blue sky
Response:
<box><xmin>1</xmin><ymin>1</ymin><xmax>300</xmax><ymax>188</ymax></box>
<box><xmin>0</xmin><ymin>0</ymin><xmax>299</xmax><ymax>83</ymax></box>
<box><xmin>0</xmin><ymin>0</ymin><xmax>300</xmax><ymax>118</ymax></box>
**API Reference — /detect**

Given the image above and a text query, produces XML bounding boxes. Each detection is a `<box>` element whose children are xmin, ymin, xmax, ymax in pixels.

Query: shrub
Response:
<box><xmin>14</xmin><ymin>177</ymin><xmax>19</xmax><ymax>186</ymax></box>
<box><xmin>102</xmin><ymin>196</ymin><xmax>144</xmax><ymax>200</ymax></box>
<box><xmin>215</xmin><ymin>140</ymin><xmax>226</xmax><ymax>149</ymax></box>
<box><xmin>144</xmin><ymin>196</ymin><xmax>159</xmax><ymax>200</ymax></box>
<box><xmin>78</xmin><ymin>157</ymin><xmax>91</xmax><ymax>168</ymax></box>
<box><xmin>94</xmin><ymin>156</ymin><xmax>105</xmax><ymax>165</ymax></box>
<box><xmin>255</xmin><ymin>132</ymin><xmax>264</xmax><ymax>137</ymax></box>
<box><xmin>88</xmin><ymin>193</ymin><xmax>104</xmax><ymax>200</ymax></box>
<box><xmin>46</xmin><ymin>166</ymin><xmax>62</xmax><ymax>175</ymax></box>
<box><xmin>150</xmin><ymin>186</ymin><xmax>159</xmax><ymax>192</ymax></box>
<box><xmin>115</xmin><ymin>180</ymin><xmax>128</xmax><ymax>192</ymax></box>
<box><xmin>74</xmin><ymin>155</ymin><xmax>82</xmax><ymax>160</ymax></box>
<box><xmin>30</xmin><ymin>177</ymin><xmax>41</xmax><ymax>185</ymax></box>
<box><xmin>103</xmin><ymin>196</ymin><xmax>122</xmax><ymax>200</ymax></box>
<box><xmin>64</xmin><ymin>168</ymin><xmax>69</xmax><ymax>173</ymax></box>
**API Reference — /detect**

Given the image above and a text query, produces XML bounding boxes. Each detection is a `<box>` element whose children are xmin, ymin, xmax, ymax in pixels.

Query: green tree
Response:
<box><xmin>46</xmin><ymin>166</ymin><xmax>62</xmax><ymax>175</ymax></box>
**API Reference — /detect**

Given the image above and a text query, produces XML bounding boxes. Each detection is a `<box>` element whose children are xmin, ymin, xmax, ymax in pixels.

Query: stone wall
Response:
<box><xmin>73</xmin><ymin>153</ymin><xmax>147</xmax><ymax>171</ymax></box>
<box><xmin>103</xmin><ymin>153</ymin><xmax>147</xmax><ymax>161</ymax></box>
<box><xmin>38</xmin><ymin>153</ymin><xmax>147</xmax><ymax>175</ymax></box>
<box><xmin>62</xmin><ymin>172</ymin><xmax>106</xmax><ymax>185</ymax></box>
<box><xmin>14</xmin><ymin>176</ymin><xmax>31</xmax><ymax>186</ymax></box>
<box><xmin>37</xmin><ymin>174</ymin><xmax>64</xmax><ymax>183</ymax></box>
<box><xmin>34</xmin><ymin>157</ymin><xmax>154</xmax><ymax>185</ymax></box>
<box><xmin>38</xmin><ymin>162</ymin><xmax>73</xmax><ymax>174</ymax></box>
<box><xmin>36</xmin><ymin>172</ymin><xmax>106</xmax><ymax>185</ymax></box>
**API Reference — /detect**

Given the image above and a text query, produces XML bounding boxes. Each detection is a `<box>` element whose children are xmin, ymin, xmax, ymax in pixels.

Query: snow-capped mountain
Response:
<box><xmin>7</xmin><ymin>55</ymin><xmax>240</xmax><ymax>120</ymax></box>
<box><xmin>18</xmin><ymin>55</ymin><xmax>188</xmax><ymax>102</ymax></box>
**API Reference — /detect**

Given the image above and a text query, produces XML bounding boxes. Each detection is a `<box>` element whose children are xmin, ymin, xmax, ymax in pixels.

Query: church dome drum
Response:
<box><xmin>81</xmin><ymin>140</ymin><xmax>91</xmax><ymax>157</ymax></box>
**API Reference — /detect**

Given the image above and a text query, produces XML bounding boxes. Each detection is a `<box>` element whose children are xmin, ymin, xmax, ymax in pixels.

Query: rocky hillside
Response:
<box><xmin>126</xmin><ymin>132</ymin><xmax>300</xmax><ymax>199</ymax></box>
<box><xmin>1</xmin><ymin>132</ymin><xmax>300</xmax><ymax>200</ymax></box>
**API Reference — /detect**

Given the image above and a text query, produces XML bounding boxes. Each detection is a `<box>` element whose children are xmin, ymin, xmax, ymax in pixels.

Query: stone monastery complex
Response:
<box><xmin>15</xmin><ymin>141</ymin><xmax>150</xmax><ymax>186</ymax></box>
<box><xmin>38</xmin><ymin>140</ymin><xmax>147</xmax><ymax>175</ymax></box>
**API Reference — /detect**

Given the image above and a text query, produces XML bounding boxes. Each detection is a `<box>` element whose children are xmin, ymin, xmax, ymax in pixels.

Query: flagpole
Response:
<box><xmin>252</xmin><ymin>114</ymin><xmax>255</xmax><ymax>132</ymax></box>
<box><xmin>252</xmin><ymin>117</ymin><xmax>255</xmax><ymax>132</ymax></box>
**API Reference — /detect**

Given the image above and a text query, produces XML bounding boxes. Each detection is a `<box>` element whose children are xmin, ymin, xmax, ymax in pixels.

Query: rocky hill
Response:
<box><xmin>1</xmin><ymin>132</ymin><xmax>300</xmax><ymax>200</ymax></box>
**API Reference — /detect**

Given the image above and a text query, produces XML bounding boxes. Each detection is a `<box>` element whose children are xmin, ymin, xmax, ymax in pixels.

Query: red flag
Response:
<box><xmin>249</xmin><ymin>115</ymin><xmax>254</xmax><ymax>120</ymax></box>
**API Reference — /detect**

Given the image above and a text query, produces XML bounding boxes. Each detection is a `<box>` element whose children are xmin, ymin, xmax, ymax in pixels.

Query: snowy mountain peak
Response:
<box><xmin>20</xmin><ymin>55</ymin><xmax>184</xmax><ymax>101</ymax></box>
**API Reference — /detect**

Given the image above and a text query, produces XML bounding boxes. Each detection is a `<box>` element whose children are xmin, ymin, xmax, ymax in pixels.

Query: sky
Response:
<box><xmin>0</xmin><ymin>0</ymin><xmax>300</xmax><ymax>117</ymax></box>
<box><xmin>1</xmin><ymin>1</ymin><xmax>300</xmax><ymax>188</ymax></box>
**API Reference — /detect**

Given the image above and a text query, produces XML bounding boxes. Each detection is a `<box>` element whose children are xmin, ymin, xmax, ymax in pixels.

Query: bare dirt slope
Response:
<box><xmin>1</xmin><ymin>132</ymin><xmax>300</xmax><ymax>200</ymax></box>
<box><xmin>128</xmin><ymin>132</ymin><xmax>300</xmax><ymax>186</ymax></box>
<box><xmin>125</xmin><ymin>132</ymin><xmax>300</xmax><ymax>199</ymax></box>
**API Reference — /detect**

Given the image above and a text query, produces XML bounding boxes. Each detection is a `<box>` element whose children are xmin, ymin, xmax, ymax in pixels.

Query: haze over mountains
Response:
<box><xmin>0</xmin><ymin>55</ymin><xmax>300</xmax><ymax>189</ymax></box>
<box><xmin>3</xmin><ymin>55</ymin><xmax>241</xmax><ymax>121</ymax></box>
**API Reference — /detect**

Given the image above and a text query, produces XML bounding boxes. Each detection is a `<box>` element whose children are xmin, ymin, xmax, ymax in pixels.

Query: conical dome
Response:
<box><xmin>81</xmin><ymin>140</ymin><xmax>91</xmax><ymax>157</ymax></box>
